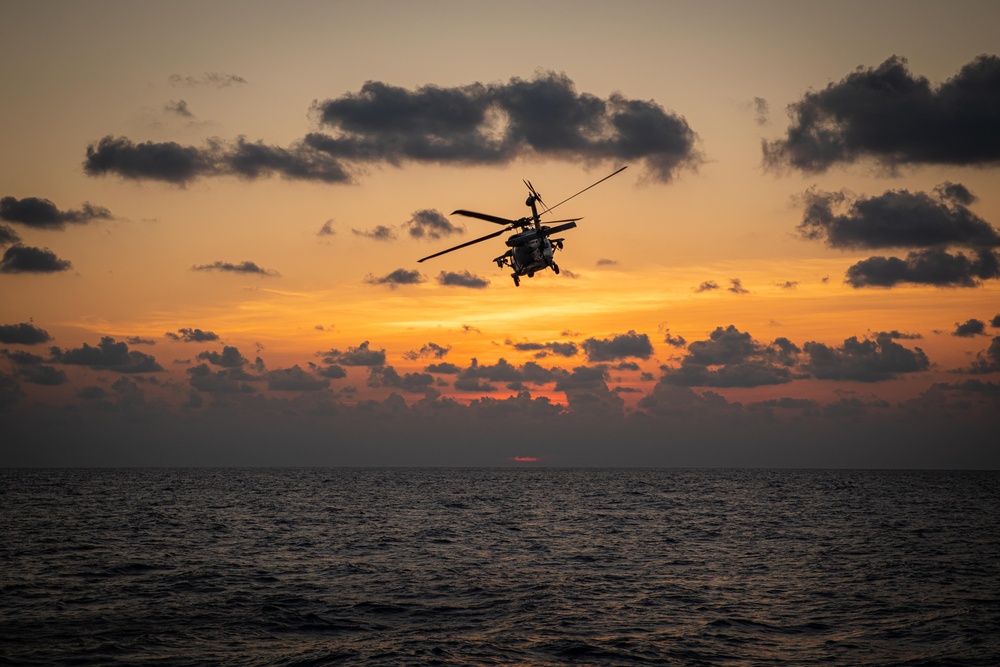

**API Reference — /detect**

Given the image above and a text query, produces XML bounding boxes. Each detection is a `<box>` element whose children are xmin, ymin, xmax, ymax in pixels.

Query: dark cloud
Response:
<box><xmin>964</xmin><ymin>336</ymin><xmax>1000</xmax><ymax>374</ymax></box>
<box><xmin>660</xmin><ymin>326</ymin><xmax>802</xmax><ymax>388</ymax></box>
<box><xmin>695</xmin><ymin>280</ymin><xmax>719</xmax><ymax>293</ymax></box>
<box><xmin>352</xmin><ymin>225</ymin><xmax>397</xmax><ymax>241</ymax></box>
<box><xmin>267</xmin><ymin>365</ymin><xmax>330</xmax><ymax>392</ymax></box>
<box><xmin>0</xmin><ymin>197</ymin><xmax>113</xmax><ymax>230</ymax></box>
<box><xmin>367</xmin><ymin>365</ymin><xmax>436</xmax><ymax>395</ymax></box>
<box><xmin>187</xmin><ymin>363</ymin><xmax>256</xmax><ymax>394</ymax></box>
<box><xmin>953</xmin><ymin>319</ymin><xmax>987</xmax><ymax>337</ymax></box>
<box><xmin>0</xmin><ymin>224</ymin><xmax>20</xmax><ymax>246</ymax></box>
<box><xmin>165</xmin><ymin>100</ymin><xmax>193</xmax><ymax>118</ymax></box>
<box><xmin>166</xmin><ymin>328</ymin><xmax>220</xmax><ymax>343</ymax></box>
<box><xmin>0</xmin><ymin>322</ymin><xmax>52</xmax><ymax>345</ymax></box>
<box><xmin>314</xmin><ymin>363</ymin><xmax>347</xmax><ymax>379</ymax></box>
<box><xmin>84</xmin><ymin>136</ymin><xmax>351</xmax><ymax>185</ymax></box>
<box><xmin>317</xmin><ymin>220</ymin><xmax>336</xmax><ymax>237</ymax></box>
<box><xmin>197</xmin><ymin>346</ymin><xmax>248</xmax><ymax>368</ymax></box>
<box><xmin>322</xmin><ymin>341</ymin><xmax>386</xmax><ymax>367</ymax></box>
<box><xmin>582</xmin><ymin>330</ymin><xmax>653</xmax><ymax>362</ymax></box>
<box><xmin>406</xmin><ymin>209</ymin><xmax>464</xmax><ymax>240</ymax></box>
<box><xmin>0</xmin><ymin>245</ymin><xmax>72</xmax><ymax>273</ymax></box>
<box><xmin>798</xmin><ymin>186</ymin><xmax>1000</xmax><ymax>250</ymax></box>
<box><xmin>51</xmin><ymin>336</ymin><xmax>164</xmax><ymax>373</ymax></box>
<box><xmin>126</xmin><ymin>337</ymin><xmax>156</xmax><ymax>346</ymax></box>
<box><xmin>992</xmin><ymin>315</ymin><xmax>1000</xmax><ymax>328</ymax></box>
<box><xmin>363</xmin><ymin>268</ymin><xmax>424</xmax><ymax>288</ymax></box>
<box><xmin>192</xmin><ymin>260</ymin><xmax>279</xmax><ymax>276</ymax></box>
<box><xmin>403</xmin><ymin>342</ymin><xmax>450</xmax><ymax>360</ymax></box>
<box><xmin>728</xmin><ymin>278</ymin><xmax>749</xmax><ymax>294</ymax></box>
<box><xmin>437</xmin><ymin>270</ymin><xmax>489</xmax><ymax>289</ymax></box>
<box><xmin>0</xmin><ymin>372</ymin><xmax>24</xmax><ymax>408</ymax></box>
<box><xmin>763</xmin><ymin>54</ymin><xmax>1000</xmax><ymax>172</ymax></box>
<box><xmin>16</xmin><ymin>363</ymin><xmax>67</xmax><ymax>386</ymax></box>
<box><xmin>775</xmin><ymin>280</ymin><xmax>799</xmax><ymax>289</ymax></box>
<box><xmin>803</xmin><ymin>331</ymin><xmax>929</xmax><ymax>382</ymax></box>
<box><xmin>508</xmin><ymin>340</ymin><xmax>579</xmax><ymax>358</ymax></box>
<box><xmin>845</xmin><ymin>248</ymin><xmax>1000</xmax><ymax>288</ymax></box>
<box><xmin>663</xmin><ymin>331</ymin><xmax>687</xmax><ymax>348</ymax></box>
<box><xmin>425</xmin><ymin>362</ymin><xmax>461</xmax><ymax>375</ymax></box>
<box><xmin>310</xmin><ymin>72</ymin><xmax>700</xmax><ymax>181</ymax></box>
<box><xmin>169</xmin><ymin>72</ymin><xmax>248</xmax><ymax>88</ymax></box>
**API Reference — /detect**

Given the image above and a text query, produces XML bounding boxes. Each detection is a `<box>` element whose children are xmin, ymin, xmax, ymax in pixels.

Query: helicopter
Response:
<box><xmin>418</xmin><ymin>166</ymin><xmax>627</xmax><ymax>286</ymax></box>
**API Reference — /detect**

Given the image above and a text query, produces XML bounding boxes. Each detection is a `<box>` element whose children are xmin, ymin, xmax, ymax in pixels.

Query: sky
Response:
<box><xmin>1</xmin><ymin>0</ymin><xmax>998</xmax><ymax>467</ymax></box>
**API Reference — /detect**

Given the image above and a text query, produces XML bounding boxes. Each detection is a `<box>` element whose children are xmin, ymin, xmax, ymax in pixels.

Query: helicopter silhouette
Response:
<box><xmin>418</xmin><ymin>166</ymin><xmax>627</xmax><ymax>286</ymax></box>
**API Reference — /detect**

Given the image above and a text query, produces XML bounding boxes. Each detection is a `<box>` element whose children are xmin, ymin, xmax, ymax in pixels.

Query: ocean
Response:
<box><xmin>1</xmin><ymin>468</ymin><xmax>998</xmax><ymax>666</ymax></box>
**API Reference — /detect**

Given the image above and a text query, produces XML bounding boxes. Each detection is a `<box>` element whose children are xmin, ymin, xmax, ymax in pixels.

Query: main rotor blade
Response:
<box><xmin>417</xmin><ymin>227</ymin><xmax>510</xmax><ymax>262</ymax></box>
<box><xmin>451</xmin><ymin>209</ymin><xmax>520</xmax><ymax>226</ymax></box>
<box><xmin>543</xmin><ymin>166</ymin><xmax>628</xmax><ymax>215</ymax></box>
<box><xmin>543</xmin><ymin>221</ymin><xmax>578</xmax><ymax>236</ymax></box>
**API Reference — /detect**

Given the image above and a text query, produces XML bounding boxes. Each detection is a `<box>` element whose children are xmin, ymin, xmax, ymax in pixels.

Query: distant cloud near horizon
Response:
<box><xmin>192</xmin><ymin>260</ymin><xmax>279</xmax><ymax>276</ymax></box>
<box><xmin>764</xmin><ymin>54</ymin><xmax>1000</xmax><ymax>173</ymax></box>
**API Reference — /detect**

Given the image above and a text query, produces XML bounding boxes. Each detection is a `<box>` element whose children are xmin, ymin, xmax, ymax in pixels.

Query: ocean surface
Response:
<box><xmin>2</xmin><ymin>468</ymin><xmax>999</xmax><ymax>666</ymax></box>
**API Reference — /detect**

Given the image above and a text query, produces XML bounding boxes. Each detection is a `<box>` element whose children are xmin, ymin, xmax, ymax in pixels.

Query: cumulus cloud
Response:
<box><xmin>363</xmin><ymin>268</ymin><xmax>424</xmax><ymax>288</ymax></box>
<box><xmin>309</xmin><ymin>72</ymin><xmax>700</xmax><ymax>181</ymax></box>
<box><xmin>582</xmin><ymin>330</ymin><xmax>653</xmax><ymax>362</ymax></box>
<box><xmin>695</xmin><ymin>280</ymin><xmax>719</xmax><ymax>292</ymax></box>
<box><xmin>403</xmin><ymin>342</ymin><xmax>450</xmax><ymax>360</ymax></box>
<box><xmin>367</xmin><ymin>365</ymin><xmax>436</xmax><ymax>395</ymax></box>
<box><xmin>84</xmin><ymin>136</ymin><xmax>352</xmax><ymax>185</ymax></box>
<box><xmin>964</xmin><ymin>336</ymin><xmax>1000</xmax><ymax>374</ymax></box>
<box><xmin>437</xmin><ymin>270</ymin><xmax>489</xmax><ymax>288</ymax></box>
<box><xmin>797</xmin><ymin>186</ymin><xmax>1000</xmax><ymax>250</ymax></box>
<box><xmin>0</xmin><ymin>196</ymin><xmax>113</xmax><ymax>230</ymax></box>
<box><xmin>953</xmin><ymin>319</ymin><xmax>987</xmax><ymax>337</ymax></box>
<box><xmin>322</xmin><ymin>341</ymin><xmax>386</xmax><ymax>367</ymax></box>
<box><xmin>192</xmin><ymin>260</ymin><xmax>279</xmax><ymax>276</ymax></box>
<box><xmin>51</xmin><ymin>336</ymin><xmax>164</xmax><ymax>373</ymax></box>
<box><xmin>763</xmin><ymin>54</ymin><xmax>1000</xmax><ymax>172</ymax></box>
<box><xmin>728</xmin><ymin>278</ymin><xmax>749</xmax><ymax>294</ymax></box>
<box><xmin>165</xmin><ymin>100</ymin><xmax>194</xmax><ymax>118</ymax></box>
<box><xmin>507</xmin><ymin>339</ymin><xmax>578</xmax><ymax>358</ymax></box>
<box><xmin>660</xmin><ymin>325</ymin><xmax>800</xmax><ymax>388</ymax></box>
<box><xmin>352</xmin><ymin>225</ymin><xmax>397</xmax><ymax>241</ymax></box>
<box><xmin>803</xmin><ymin>331</ymin><xmax>929</xmax><ymax>382</ymax></box>
<box><xmin>266</xmin><ymin>365</ymin><xmax>330</xmax><ymax>392</ymax></box>
<box><xmin>0</xmin><ymin>245</ymin><xmax>72</xmax><ymax>273</ymax></box>
<box><xmin>406</xmin><ymin>209</ymin><xmax>464</xmax><ymax>240</ymax></box>
<box><xmin>197</xmin><ymin>346</ymin><xmax>248</xmax><ymax>368</ymax></box>
<box><xmin>187</xmin><ymin>363</ymin><xmax>256</xmax><ymax>394</ymax></box>
<box><xmin>0</xmin><ymin>322</ymin><xmax>52</xmax><ymax>345</ymax></box>
<box><xmin>166</xmin><ymin>328</ymin><xmax>220</xmax><ymax>343</ymax></box>
<box><xmin>845</xmin><ymin>248</ymin><xmax>1000</xmax><ymax>288</ymax></box>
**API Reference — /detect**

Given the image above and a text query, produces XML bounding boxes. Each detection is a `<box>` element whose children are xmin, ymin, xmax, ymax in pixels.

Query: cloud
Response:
<box><xmin>695</xmin><ymin>280</ymin><xmax>719</xmax><ymax>292</ymax></box>
<box><xmin>363</xmin><ymin>268</ymin><xmax>424</xmax><ymax>288</ymax></box>
<box><xmin>663</xmin><ymin>330</ymin><xmax>687</xmax><ymax>348</ymax></box>
<box><xmin>403</xmin><ymin>342</ymin><xmax>450</xmax><ymax>360</ymax></box>
<box><xmin>582</xmin><ymin>330</ymin><xmax>653</xmax><ymax>362</ymax></box>
<box><xmin>845</xmin><ymin>248</ymin><xmax>1000</xmax><ymax>288</ymax></box>
<box><xmin>0</xmin><ymin>196</ymin><xmax>113</xmax><ymax>230</ymax></box>
<box><xmin>728</xmin><ymin>278</ymin><xmax>749</xmax><ymax>294</ymax></box>
<box><xmin>437</xmin><ymin>270</ymin><xmax>489</xmax><ymax>289</ymax></box>
<box><xmin>763</xmin><ymin>54</ymin><xmax>1000</xmax><ymax>172</ymax></box>
<box><xmin>752</xmin><ymin>96</ymin><xmax>769</xmax><ymax>126</ymax></box>
<box><xmin>322</xmin><ymin>341</ymin><xmax>386</xmax><ymax>367</ymax></box>
<box><xmin>317</xmin><ymin>220</ymin><xmax>336</xmax><ymax>237</ymax></box>
<box><xmin>0</xmin><ymin>245</ymin><xmax>72</xmax><ymax>273</ymax></box>
<box><xmin>0</xmin><ymin>224</ymin><xmax>20</xmax><ymax>247</ymax></box>
<box><xmin>166</xmin><ymin>328</ymin><xmax>220</xmax><ymax>343</ymax></box>
<box><xmin>187</xmin><ymin>363</ymin><xmax>256</xmax><ymax>394</ymax></box>
<box><xmin>964</xmin><ymin>336</ymin><xmax>1000</xmax><ymax>374</ymax></box>
<box><xmin>197</xmin><ymin>346</ymin><xmax>248</xmax><ymax>368</ymax></box>
<box><xmin>660</xmin><ymin>325</ymin><xmax>800</xmax><ymax>388</ymax></box>
<box><xmin>51</xmin><ymin>336</ymin><xmax>164</xmax><ymax>373</ymax></box>
<box><xmin>266</xmin><ymin>365</ymin><xmax>330</xmax><ymax>392</ymax></box>
<box><xmin>192</xmin><ymin>260</ymin><xmax>279</xmax><ymax>276</ymax></box>
<box><xmin>508</xmin><ymin>340</ymin><xmax>579</xmax><ymax>358</ymax></box>
<box><xmin>953</xmin><ymin>319</ymin><xmax>987</xmax><ymax>337</ymax></box>
<box><xmin>169</xmin><ymin>72</ymin><xmax>248</xmax><ymax>88</ymax></box>
<box><xmin>0</xmin><ymin>372</ymin><xmax>23</xmax><ymax>408</ymax></box>
<box><xmin>596</xmin><ymin>258</ymin><xmax>619</xmax><ymax>267</ymax></box>
<box><xmin>797</xmin><ymin>186</ymin><xmax>1000</xmax><ymax>250</ymax></box>
<box><xmin>803</xmin><ymin>331</ymin><xmax>929</xmax><ymax>382</ymax></box>
<box><xmin>0</xmin><ymin>322</ymin><xmax>52</xmax><ymax>345</ymax></box>
<box><xmin>165</xmin><ymin>100</ymin><xmax>193</xmax><ymax>118</ymax></box>
<box><xmin>84</xmin><ymin>136</ymin><xmax>352</xmax><ymax>185</ymax></box>
<box><xmin>425</xmin><ymin>362</ymin><xmax>461</xmax><ymax>374</ymax></box>
<box><xmin>352</xmin><ymin>225</ymin><xmax>397</xmax><ymax>241</ymax></box>
<box><xmin>993</xmin><ymin>315</ymin><xmax>1000</xmax><ymax>328</ymax></box>
<box><xmin>309</xmin><ymin>71</ymin><xmax>700</xmax><ymax>181</ymax></box>
<box><xmin>367</xmin><ymin>365</ymin><xmax>436</xmax><ymax>395</ymax></box>
<box><xmin>406</xmin><ymin>209</ymin><xmax>464</xmax><ymax>240</ymax></box>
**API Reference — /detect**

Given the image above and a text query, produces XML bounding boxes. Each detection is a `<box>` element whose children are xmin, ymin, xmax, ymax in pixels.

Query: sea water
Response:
<box><xmin>2</xmin><ymin>468</ymin><xmax>999</xmax><ymax>666</ymax></box>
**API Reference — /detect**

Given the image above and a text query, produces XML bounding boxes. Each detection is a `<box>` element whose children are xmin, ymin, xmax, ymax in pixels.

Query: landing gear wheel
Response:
<box><xmin>552</xmin><ymin>263</ymin><xmax>560</xmax><ymax>274</ymax></box>
<box><xmin>512</xmin><ymin>274</ymin><xmax>520</xmax><ymax>287</ymax></box>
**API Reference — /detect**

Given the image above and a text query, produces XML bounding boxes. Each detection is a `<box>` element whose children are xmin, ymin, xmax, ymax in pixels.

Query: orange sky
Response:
<box><xmin>2</xmin><ymin>1</ymin><xmax>998</xmax><ymax>467</ymax></box>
